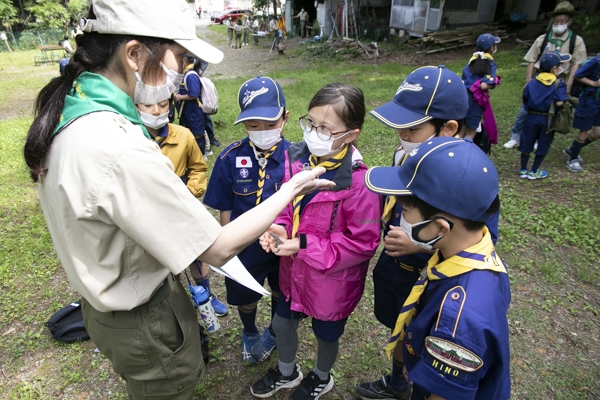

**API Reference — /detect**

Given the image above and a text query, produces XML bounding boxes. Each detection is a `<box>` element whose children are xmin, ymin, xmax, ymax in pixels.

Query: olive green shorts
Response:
<box><xmin>82</xmin><ymin>274</ymin><xmax>204</xmax><ymax>399</ymax></box>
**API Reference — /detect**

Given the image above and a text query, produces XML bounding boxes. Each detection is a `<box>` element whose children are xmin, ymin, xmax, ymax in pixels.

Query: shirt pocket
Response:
<box><xmin>233</xmin><ymin>182</ymin><xmax>258</xmax><ymax>196</ymax></box>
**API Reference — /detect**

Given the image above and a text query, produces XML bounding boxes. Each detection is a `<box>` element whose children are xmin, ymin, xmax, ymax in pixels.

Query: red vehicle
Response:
<box><xmin>212</xmin><ymin>9</ymin><xmax>251</xmax><ymax>24</ymax></box>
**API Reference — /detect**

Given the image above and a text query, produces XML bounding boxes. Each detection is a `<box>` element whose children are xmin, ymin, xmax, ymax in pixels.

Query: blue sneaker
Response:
<box><xmin>527</xmin><ymin>170</ymin><xmax>548</xmax><ymax>180</ymax></box>
<box><xmin>241</xmin><ymin>331</ymin><xmax>259</xmax><ymax>365</ymax></box>
<box><xmin>210</xmin><ymin>295</ymin><xmax>229</xmax><ymax>317</ymax></box>
<box><xmin>251</xmin><ymin>327</ymin><xmax>277</xmax><ymax>362</ymax></box>
<box><xmin>519</xmin><ymin>169</ymin><xmax>528</xmax><ymax>179</ymax></box>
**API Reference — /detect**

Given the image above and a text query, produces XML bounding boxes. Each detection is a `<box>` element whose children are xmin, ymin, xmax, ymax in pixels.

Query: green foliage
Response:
<box><xmin>0</xmin><ymin>0</ymin><xmax>19</xmax><ymax>28</ymax></box>
<box><xmin>26</xmin><ymin>0</ymin><xmax>89</xmax><ymax>31</ymax></box>
<box><xmin>575</xmin><ymin>14</ymin><xmax>600</xmax><ymax>53</ymax></box>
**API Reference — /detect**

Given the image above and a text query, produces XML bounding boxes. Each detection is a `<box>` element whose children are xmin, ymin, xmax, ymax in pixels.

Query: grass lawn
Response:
<box><xmin>0</xmin><ymin>39</ymin><xmax>599</xmax><ymax>400</ymax></box>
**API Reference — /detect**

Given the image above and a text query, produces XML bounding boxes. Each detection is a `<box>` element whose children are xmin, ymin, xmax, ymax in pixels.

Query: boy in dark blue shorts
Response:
<box><xmin>204</xmin><ymin>77</ymin><xmax>291</xmax><ymax>365</ymax></box>
<box><xmin>365</xmin><ymin>136</ymin><xmax>511</xmax><ymax>400</ymax></box>
<box><xmin>564</xmin><ymin>53</ymin><xmax>600</xmax><ymax>172</ymax></box>
<box><xmin>518</xmin><ymin>51</ymin><xmax>570</xmax><ymax>180</ymax></box>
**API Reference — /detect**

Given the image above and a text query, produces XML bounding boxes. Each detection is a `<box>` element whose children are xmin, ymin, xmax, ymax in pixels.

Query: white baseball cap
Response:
<box><xmin>80</xmin><ymin>0</ymin><xmax>223</xmax><ymax>64</ymax></box>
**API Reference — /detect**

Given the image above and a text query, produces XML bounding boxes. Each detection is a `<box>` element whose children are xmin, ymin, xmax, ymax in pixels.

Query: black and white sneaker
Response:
<box><xmin>289</xmin><ymin>371</ymin><xmax>334</xmax><ymax>400</ymax></box>
<box><xmin>355</xmin><ymin>375</ymin><xmax>412</xmax><ymax>399</ymax></box>
<box><xmin>250</xmin><ymin>364</ymin><xmax>303</xmax><ymax>398</ymax></box>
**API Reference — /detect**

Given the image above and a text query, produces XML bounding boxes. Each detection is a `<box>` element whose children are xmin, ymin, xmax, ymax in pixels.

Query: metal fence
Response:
<box><xmin>0</xmin><ymin>28</ymin><xmax>67</xmax><ymax>52</ymax></box>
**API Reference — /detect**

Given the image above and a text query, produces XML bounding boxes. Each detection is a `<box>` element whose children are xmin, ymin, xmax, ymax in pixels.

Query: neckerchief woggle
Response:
<box><xmin>53</xmin><ymin>72</ymin><xmax>150</xmax><ymax>139</ymax></box>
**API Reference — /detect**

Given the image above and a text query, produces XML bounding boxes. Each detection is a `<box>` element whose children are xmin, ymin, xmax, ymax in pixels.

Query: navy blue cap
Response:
<box><xmin>476</xmin><ymin>33</ymin><xmax>501</xmax><ymax>50</ymax></box>
<box><xmin>540</xmin><ymin>51</ymin><xmax>571</xmax><ymax>71</ymax></box>
<box><xmin>364</xmin><ymin>137</ymin><xmax>498</xmax><ymax>222</ymax></box>
<box><xmin>370</xmin><ymin>66</ymin><xmax>468</xmax><ymax>129</ymax></box>
<box><xmin>235</xmin><ymin>76</ymin><xmax>286</xmax><ymax>125</ymax></box>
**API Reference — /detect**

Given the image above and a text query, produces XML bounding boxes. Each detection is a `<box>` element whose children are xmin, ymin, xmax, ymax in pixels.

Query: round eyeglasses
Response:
<box><xmin>299</xmin><ymin>115</ymin><xmax>349</xmax><ymax>141</ymax></box>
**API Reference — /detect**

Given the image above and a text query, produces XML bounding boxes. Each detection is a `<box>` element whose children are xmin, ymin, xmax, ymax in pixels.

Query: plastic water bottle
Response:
<box><xmin>189</xmin><ymin>285</ymin><xmax>220</xmax><ymax>333</ymax></box>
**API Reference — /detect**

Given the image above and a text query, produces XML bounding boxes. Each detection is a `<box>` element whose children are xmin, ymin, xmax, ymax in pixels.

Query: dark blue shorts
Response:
<box><xmin>465</xmin><ymin>92</ymin><xmax>483</xmax><ymax>129</ymax></box>
<box><xmin>275</xmin><ymin>295</ymin><xmax>348</xmax><ymax>342</ymax></box>
<box><xmin>372</xmin><ymin>252</ymin><xmax>422</xmax><ymax>330</ymax></box>
<box><xmin>518</xmin><ymin>113</ymin><xmax>554</xmax><ymax>155</ymax></box>
<box><xmin>225</xmin><ymin>258</ymin><xmax>280</xmax><ymax>305</ymax></box>
<box><xmin>573</xmin><ymin>92</ymin><xmax>600</xmax><ymax>131</ymax></box>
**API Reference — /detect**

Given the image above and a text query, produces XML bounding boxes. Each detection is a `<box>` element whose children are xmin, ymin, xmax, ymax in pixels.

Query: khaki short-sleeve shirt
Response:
<box><xmin>524</xmin><ymin>32</ymin><xmax>587</xmax><ymax>75</ymax></box>
<box><xmin>38</xmin><ymin>112</ymin><xmax>222</xmax><ymax>312</ymax></box>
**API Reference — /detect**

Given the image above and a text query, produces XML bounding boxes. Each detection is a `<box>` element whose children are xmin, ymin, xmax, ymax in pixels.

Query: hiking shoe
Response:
<box><xmin>563</xmin><ymin>147</ymin><xmax>584</xmax><ymax>163</ymax></box>
<box><xmin>519</xmin><ymin>169</ymin><xmax>528</xmax><ymax>179</ymax></box>
<box><xmin>355</xmin><ymin>376</ymin><xmax>412</xmax><ymax>400</ymax></box>
<box><xmin>503</xmin><ymin>139</ymin><xmax>519</xmax><ymax>149</ymax></box>
<box><xmin>566</xmin><ymin>159</ymin><xmax>583</xmax><ymax>172</ymax></box>
<box><xmin>210</xmin><ymin>295</ymin><xmax>228</xmax><ymax>317</ymax></box>
<box><xmin>210</xmin><ymin>138</ymin><xmax>222</xmax><ymax>147</ymax></box>
<box><xmin>250</xmin><ymin>364</ymin><xmax>303</xmax><ymax>398</ymax></box>
<box><xmin>251</xmin><ymin>327</ymin><xmax>277</xmax><ymax>362</ymax></box>
<box><xmin>241</xmin><ymin>331</ymin><xmax>260</xmax><ymax>365</ymax></box>
<box><xmin>527</xmin><ymin>170</ymin><xmax>549</xmax><ymax>180</ymax></box>
<box><xmin>289</xmin><ymin>371</ymin><xmax>334</xmax><ymax>400</ymax></box>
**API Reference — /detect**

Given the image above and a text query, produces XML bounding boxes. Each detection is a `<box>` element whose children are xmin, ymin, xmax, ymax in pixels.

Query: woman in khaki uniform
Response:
<box><xmin>23</xmin><ymin>0</ymin><xmax>332</xmax><ymax>399</ymax></box>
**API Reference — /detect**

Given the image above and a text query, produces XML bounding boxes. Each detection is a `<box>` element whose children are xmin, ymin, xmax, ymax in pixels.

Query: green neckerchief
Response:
<box><xmin>53</xmin><ymin>72</ymin><xmax>150</xmax><ymax>139</ymax></box>
<box><xmin>536</xmin><ymin>72</ymin><xmax>557</xmax><ymax>86</ymax></box>
<box><xmin>548</xmin><ymin>29</ymin><xmax>572</xmax><ymax>52</ymax></box>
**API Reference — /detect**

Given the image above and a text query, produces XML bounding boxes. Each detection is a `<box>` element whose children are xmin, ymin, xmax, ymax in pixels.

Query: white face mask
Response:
<box><xmin>160</xmin><ymin>62</ymin><xmax>184</xmax><ymax>88</ymax></box>
<box><xmin>248</xmin><ymin>125</ymin><xmax>283</xmax><ymax>150</ymax></box>
<box><xmin>303</xmin><ymin>128</ymin><xmax>352</xmax><ymax>157</ymax></box>
<box><xmin>400</xmin><ymin>133</ymin><xmax>435</xmax><ymax>155</ymax></box>
<box><xmin>552</xmin><ymin>24</ymin><xmax>568</xmax><ymax>35</ymax></box>
<box><xmin>399</xmin><ymin>214</ymin><xmax>444</xmax><ymax>251</ymax></box>
<box><xmin>133</xmin><ymin>70</ymin><xmax>176</xmax><ymax>105</ymax></box>
<box><xmin>556</xmin><ymin>66</ymin><xmax>565</xmax><ymax>76</ymax></box>
<box><xmin>139</xmin><ymin>110</ymin><xmax>170</xmax><ymax>130</ymax></box>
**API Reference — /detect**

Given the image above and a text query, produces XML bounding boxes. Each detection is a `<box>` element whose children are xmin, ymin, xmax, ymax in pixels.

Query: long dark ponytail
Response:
<box><xmin>24</xmin><ymin>10</ymin><xmax>174</xmax><ymax>182</ymax></box>
<box><xmin>468</xmin><ymin>45</ymin><xmax>493</xmax><ymax>78</ymax></box>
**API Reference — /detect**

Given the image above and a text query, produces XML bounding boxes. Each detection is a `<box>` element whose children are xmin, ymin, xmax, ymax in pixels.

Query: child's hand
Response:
<box><xmin>259</xmin><ymin>224</ymin><xmax>288</xmax><ymax>253</ymax></box>
<box><xmin>384</xmin><ymin>226</ymin><xmax>430</xmax><ymax>257</ymax></box>
<box><xmin>270</xmin><ymin>238</ymin><xmax>299</xmax><ymax>257</ymax></box>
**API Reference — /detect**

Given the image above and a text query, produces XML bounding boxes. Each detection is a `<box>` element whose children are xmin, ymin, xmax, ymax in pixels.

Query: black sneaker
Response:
<box><xmin>289</xmin><ymin>371</ymin><xmax>334</xmax><ymax>400</ymax></box>
<box><xmin>355</xmin><ymin>376</ymin><xmax>412</xmax><ymax>400</ymax></box>
<box><xmin>210</xmin><ymin>138</ymin><xmax>222</xmax><ymax>147</ymax></box>
<box><xmin>250</xmin><ymin>364</ymin><xmax>303</xmax><ymax>398</ymax></box>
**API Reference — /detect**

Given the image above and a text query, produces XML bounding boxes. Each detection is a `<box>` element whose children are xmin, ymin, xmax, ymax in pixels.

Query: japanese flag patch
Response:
<box><xmin>236</xmin><ymin>156</ymin><xmax>253</xmax><ymax>168</ymax></box>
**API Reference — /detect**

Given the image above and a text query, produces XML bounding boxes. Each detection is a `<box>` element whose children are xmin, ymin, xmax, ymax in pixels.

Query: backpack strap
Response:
<box><xmin>178</xmin><ymin>70</ymin><xmax>203</xmax><ymax>116</ymax></box>
<box><xmin>569</xmin><ymin>32</ymin><xmax>577</xmax><ymax>56</ymax></box>
<box><xmin>547</xmin><ymin>79</ymin><xmax>560</xmax><ymax>133</ymax></box>
<box><xmin>536</xmin><ymin>32</ymin><xmax>551</xmax><ymax>63</ymax></box>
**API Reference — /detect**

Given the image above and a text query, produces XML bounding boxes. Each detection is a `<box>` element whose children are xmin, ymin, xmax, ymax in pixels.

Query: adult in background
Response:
<box><xmin>293</xmin><ymin>8</ymin><xmax>309</xmax><ymax>39</ymax></box>
<box><xmin>503</xmin><ymin>1</ymin><xmax>587</xmax><ymax>149</ymax></box>
<box><xmin>23</xmin><ymin>0</ymin><xmax>333</xmax><ymax>398</ymax></box>
<box><xmin>225</xmin><ymin>16</ymin><xmax>235</xmax><ymax>48</ymax></box>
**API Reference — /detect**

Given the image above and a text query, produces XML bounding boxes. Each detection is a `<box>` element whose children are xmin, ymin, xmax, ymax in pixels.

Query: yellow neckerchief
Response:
<box><xmin>385</xmin><ymin>227</ymin><xmax>506</xmax><ymax>359</ymax></box>
<box><xmin>536</xmin><ymin>72</ymin><xmax>557</xmax><ymax>86</ymax></box>
<box><xmin>250</xmin><ymin>140</ymin><xmax>280</xmax><ymax>205</ymax></box>
<box><xmin>291</xmin><ymin>145</ymin><xmax>349</xmax><ymax>239</ymax></box>
<box><xmin>468</xmin><ymin>52</ymin><xmax>494</xmax><ymax>65</ymax></box>
<box><xmin>381</xmin><ymin>151</ymin><xmax>410</xmax><ymax>227</ymax></box>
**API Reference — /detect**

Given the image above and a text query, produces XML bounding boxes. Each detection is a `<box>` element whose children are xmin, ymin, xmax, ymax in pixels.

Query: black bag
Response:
<box><xmin>473</xmin><ymin>126</ymin><xmax>492</xmax><ymax>155</ymax></box>
<box><xmin>198</xmin><ymin>323</ymin><xmax>209</xmax><ymax>364</ymax></box>
<box><xmin>45</xmin><ymin>300</ymin><xmax>90</xmax><ymax>343</ymax></box>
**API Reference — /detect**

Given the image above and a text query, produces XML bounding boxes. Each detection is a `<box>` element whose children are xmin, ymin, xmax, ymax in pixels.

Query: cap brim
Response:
<box><xmin>370</xmin><ymin>101</ymin><xmax>432</xmax><ymax>129</ymax></box>
<box><xmin>234</xmin><ymin>107</ymin><xmax>284</xmax><ymax>125</ymax></box>
<box><xmin>547</xmin><ymin>10</ymin><xmax>580</xmax><ymax>17</ymax></box>
<box><xmin>175</xmin><ymin>38</ymin><xmax>223</xmax><ymax>64</ymax></box>
<box><xmin>558</xmin><ymin>53</ymin><xmax>572</xmax><ymax>62</ymax></box>
<box><xmin>364</xmin><ymin>166</ymin><xmax>412</xmax><ymax>196</ymax></box>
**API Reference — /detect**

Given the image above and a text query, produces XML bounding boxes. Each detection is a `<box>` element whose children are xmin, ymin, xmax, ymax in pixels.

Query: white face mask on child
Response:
<box><xmin>139</xmin><ymin>110</ymin><xmax>170</xmax><ymax>130</ymax></box>
<box><xmin>247</xmin><ymin>126</ymin><xmax>283</xmax><ymax>150</ymax></box>
<box><xmin>401</xmin><ymin>133</ymin><xmax>435</xmax><ymax>155</ymax></box>
<box><xmin>303</xmin><ymin>128</ymin><xmax>352</xmax><ymax>157</ymax></box>
<box><xmin>399</xmin><ymin>214</ymin><xmax>445</xmax><ymax>251</ymax></box>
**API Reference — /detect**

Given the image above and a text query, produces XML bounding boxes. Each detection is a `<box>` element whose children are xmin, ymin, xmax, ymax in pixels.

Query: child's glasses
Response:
<box><xmin>299</xmin><ymin>115</ymin><xmax>349</xmax><ymax>141</ymax></box>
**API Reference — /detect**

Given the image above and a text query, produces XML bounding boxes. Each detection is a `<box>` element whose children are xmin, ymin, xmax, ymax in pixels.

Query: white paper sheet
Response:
<box><xmin>209</xmin><ymin>256</ymin><xmax>270</xmax><ymax>296</ymax></box>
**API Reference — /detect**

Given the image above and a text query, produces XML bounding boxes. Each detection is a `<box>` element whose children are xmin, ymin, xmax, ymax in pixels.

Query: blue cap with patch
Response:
<box><xmin>364</xmin><ymin>137</ymin><xmax>498</xmax><ymax>222</ymax></box>
<box><xmin>476</xmin><ymin>33</ymin><xmax>501</xmax><ymax>50</ymax></box>
<box><xmin>369</xmin><ymin>66</ymin><xmax>468</xmax><ymax>129</ymax></box>
<box><xmin>540</xmin><ymin>51</ymin><xmax>571</xmax><ymax>71</ymax></box>
<box><xmin>235</xmin><ymin>76</ymin><xmax>286</xmax><ymax>125</ymax></box>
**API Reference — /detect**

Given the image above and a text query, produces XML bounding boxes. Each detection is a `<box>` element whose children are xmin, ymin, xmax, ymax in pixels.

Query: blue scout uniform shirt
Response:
<box><xmin>523</xmin><ymin>76</ymin><xmax>568</xmax><ymax>113</ymax></box>
<box><xmin>403</xmin><ymin>233</ymin><xmax>511</xmax><ymax>400</ymax></box>
<box><xmin>179</xmin><ymin>70</ymin><xmax>205</xmax><ymax>136</ymax></box>
<box><xmin>204</xmin><ymin>137</ymin><xmax>291</xmax><ymax>266</ymax></box>
<box><xmin>575</xmin><ymin>54</ymin><xmax>600</xmax><ymax>97</ymax></box>
<box><xmin>462</xmin><ymin>58</ymin><xmax>497</xmax><ymax>89</ymax></box>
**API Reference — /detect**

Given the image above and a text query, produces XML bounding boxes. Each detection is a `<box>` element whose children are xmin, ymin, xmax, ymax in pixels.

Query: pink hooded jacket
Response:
<box><xmin>274</xmin><ymin>143</ymin><xmax>382</xmax><ymax>321</ymax></box>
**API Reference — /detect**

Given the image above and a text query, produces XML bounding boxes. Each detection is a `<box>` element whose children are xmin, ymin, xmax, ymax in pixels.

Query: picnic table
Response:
<box><xmin>252</xmin><ymin>33</ymin><xmax>272</xmax><ymax>48</ymax></box>
<box><xmin>35</xmin><ymin>45</ymin><xmax>67</xmax><ymax>65</ymax></box>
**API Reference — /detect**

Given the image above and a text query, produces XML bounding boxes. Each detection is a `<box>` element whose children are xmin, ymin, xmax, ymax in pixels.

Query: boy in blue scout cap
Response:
<box><xmin>563</xmin><ymin>52</ymin><xmax>600</xmax><ymax>172</ymax></box>
<box><xmin>203</xmin><ymin>77</ymin><xmax>291</xmax><ymax>365</ymax></box>
<box><xmin>364</xmin><ymin>137</ymin><xmax>511</xmax><ymax>400</ymax></box>
<box><xmin>357</xmin><ymin>66</ymin><xmax>500</xmax><ymax>400</ymax></box>
<box><xmin>518</xmin><ymin>51</ymin><xmax>570</xmax><ymax>180</ymax></box>
<box><xmin>461</xmin><ymin>33</ymin><xmax>501</xmax><ymax>141</ymax></box>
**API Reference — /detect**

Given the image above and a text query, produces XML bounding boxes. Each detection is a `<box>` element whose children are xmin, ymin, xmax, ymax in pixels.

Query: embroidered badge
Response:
<box><xmin>242</xmin><ymin>87</ymin><xmax>269</xmax><ymax>108</ymax></box>
<box><xmin>404</xmin><ymin>341</ymin><xmax>416</xmax><ymax>356</ymax></box>
<box><xmin>239</xmin><ymin>168</ymin><xmax>249</xmax><ymax>179</ymax></box>
<box><xmin>236</xmin><ymin>156</ymin><xmax>253</xmax><ymax>168</ymax></box>
<box><xmin>409</xmin><ymin>148</ymin><xmax>419</xmax><ymax>157</ymax></box>
<box><xmin>396</xmin><ymin>82</ymin><xmax>423</xmax><ymax>95</ymax></box>
<box><xmin>425</xmin><ymin>336</ymin><xmax>483</xmax><ymax>372</ymax></box>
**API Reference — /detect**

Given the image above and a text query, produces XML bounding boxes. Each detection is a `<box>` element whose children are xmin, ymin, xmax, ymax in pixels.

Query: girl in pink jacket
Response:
<box><xmin>250</xmin><ymin>84</ymin><xmax>382</xmax><ymax>400</ymax></box>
